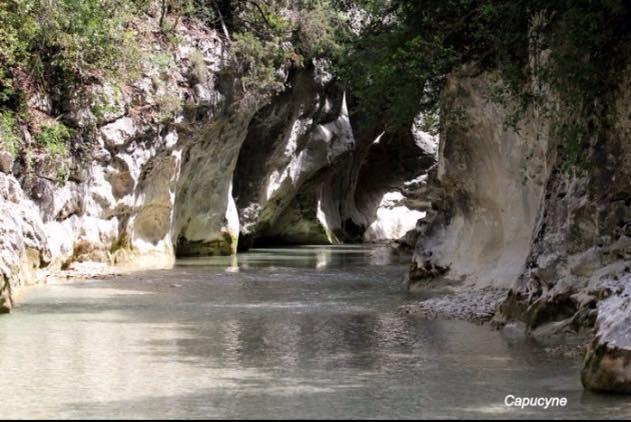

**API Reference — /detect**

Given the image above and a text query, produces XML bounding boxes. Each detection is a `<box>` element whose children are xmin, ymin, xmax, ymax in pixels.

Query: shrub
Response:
<box><xmin>227</xmin><ymin>0</ymin><xmax>347</xmax><ymax>96</ymax></box>
<box><xmin>156</xmin><ymin>93</ymin><xmax>182</xmax><ymax>123</ymax></box>
<box><xmin>188</xmin><ymin>49</ymin><xmax>208</xmax><ymax>84</ymax></box>
<box><xmin>0</xmin><ymin>0</ymin><xmax>144</xmax><ymax>108</ymax></box>
<box><xmin>295</xmin><ymin>2</ymin><xmax>346</xmax><ymax>60</ymax></box>
<box><xmin>36</xmin><ymin>121</ymin><xmax>70</xmax><ymax>157</ymax></box>
<box><xmin>0</xmin><ymin>112</ymin><xmax>20</xmax><ymax>156</ymax></box>
<box><xmin>230</xmin><ymin>32</ymin><xmax>293</xmax><ymax>95</ymax></box>
<box><xmin>338</xmin><ymin>0</ymin><xmax>631</xmax><ymax>169</ymax></box>
<box><xmin>159</xmin><ymin>0</ymin><xmax>217</xmax><ymax>33</ymax></box>
<box><xmin>91</xmin><ymin>84</ymin><xmax>123</xmax><ymax>125</ymax></box>
<box><xmin>148</xmin><ymin>51</ymin><xmax>174</xmax><ymax>75</ymax></box>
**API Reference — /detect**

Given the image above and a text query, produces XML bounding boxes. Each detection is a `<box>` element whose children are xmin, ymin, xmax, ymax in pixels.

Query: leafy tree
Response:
<box><xmin>224</xmin><ymin>0</ymin><xmax>348</xmax><ymax>96</ymax></box>
<box><xmin>0</xmin><ymin>112</ymin><xmax>20</xmax><ymax>156</ymax></box>
<box><xmin>336</xmin><ymin>0</ymin><xmax>631</xmax><ymax>167</ymax></box>
<box><xmin>0</xmin><ymin>0</ymin><xmax>142</xmax><ymax>110</ymax></box>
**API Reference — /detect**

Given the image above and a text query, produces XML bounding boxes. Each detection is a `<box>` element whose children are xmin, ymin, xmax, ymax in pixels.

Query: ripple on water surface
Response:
<box><xmin>0</xmin><ymin>245</ymin><xmax>628</xmax><ymax>419</ymax></box>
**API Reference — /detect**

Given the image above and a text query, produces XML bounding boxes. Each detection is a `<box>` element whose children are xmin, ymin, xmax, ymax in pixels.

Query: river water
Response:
<box><xmin>0</xmin><ymin>245</ymin><xmax>628</xmax><ymax>419</ymax></box>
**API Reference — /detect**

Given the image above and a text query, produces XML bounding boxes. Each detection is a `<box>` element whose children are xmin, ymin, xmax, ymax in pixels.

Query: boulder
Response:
<box><xmin>100</xmin><ymin>117</ymin><xmax>138</xmax><ymax>148</ymax></box>
<box><xmin>582</xmin><ymin>278</ymin><xmax>631</xmax><ymax>393</ymax></box>
<box><xmin>0</xmin><ymin>151</ymin><xmax>13</xmax><ymax>174</ymax></box>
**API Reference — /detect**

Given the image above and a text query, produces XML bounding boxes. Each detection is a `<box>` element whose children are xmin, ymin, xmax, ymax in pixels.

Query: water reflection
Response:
<box><xmin>176</xmin><ymin>244</ymin><xmax>409</xmax><ymax>270</ymax></box>
<box><xmin>0</xmin><ymin>245</ymin><xmax>628</xmax><ymax>418</ymax></box>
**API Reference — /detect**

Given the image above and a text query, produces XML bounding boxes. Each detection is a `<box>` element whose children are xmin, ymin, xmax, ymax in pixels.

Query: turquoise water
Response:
<box><xmin>0</xmin><ymin>246</ymin><xmax>628</xmax><ymax>419</ymax></box>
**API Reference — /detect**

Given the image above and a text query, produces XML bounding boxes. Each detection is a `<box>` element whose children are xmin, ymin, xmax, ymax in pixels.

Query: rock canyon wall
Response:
<box><xmin>1</xmin><ymin>2</ymin><xmax>628</xmax><ymax>395</ymax></box>
<box><xmin>409</xmin><ymin>67</ymin><xmax>631</xmax><ymax>392</ymax></box>
<box><xmin>0</xmin><ymin>17</ymin><xmax>435</xmax><ymax>313</ymax></box>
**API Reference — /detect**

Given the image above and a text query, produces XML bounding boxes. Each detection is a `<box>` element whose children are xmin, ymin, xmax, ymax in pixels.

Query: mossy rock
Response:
<box><xmin>176</xmin><ymin>232</ymin><xmax>237</xmax><ymax>257</ymax></box>
<box><xmin>582</xmin><ymin>339</ymin><xmax>631</xmax><ymax>394</ymax></box>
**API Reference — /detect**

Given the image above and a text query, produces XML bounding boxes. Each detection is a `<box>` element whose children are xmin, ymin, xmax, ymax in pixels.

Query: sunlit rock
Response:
<box><xmin>233</xmin><ymin>67</ymin><xmax>354</xmax><ymax>246</ymax></box>
<box><xmin>410</xmin><ymin>72</ymin><xmax>550</xmax><ymax>289</ymax></box>
<box><xmin>364</xmin><ymin>191</ymin><xmax>425</xmax><ymax>242</ymax></box>
<box><xmin>0</xmin><ymin>174</ymin><xmax>50</xmax><ymax>312</ymax></box>
<box><xmin>100</xmin><ymin>117</ymin><xmax>139</xmax><ymax>148</ymax></box>
<box><xmin>582</xmin><ymin>278</ymin><xmax>631</xmax><ymax>393</ymax></box>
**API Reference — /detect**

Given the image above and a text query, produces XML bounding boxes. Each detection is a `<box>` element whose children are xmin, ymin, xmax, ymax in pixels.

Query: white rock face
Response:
<box><xmin>1</xmin><ymin>18</ymin><xmax>373</xmax><ymax>307</ymax></box>
<box><xmin>0</xmin><ymin>16</ymin><xmax>438</xmax><ymax>313</ymax></box>
<box><xmin>411</xmin><ymin>73</ymin><xmax>550</xmax><ymax>288</ymax></box>
<box><xmin>100</xmin><ymin>117</ymin><xmax>139</xmax><ymax>148</ymax></box>
<box><xmin>582</xmin><ymin>277</ymin><xmax>631</xmax><ymax>393</ymax></box>
<box><xmin>233</xmin><ymin>67</ymin><xmax>439</xmax><ymax>248</ymax></box>
<box><xmin>0</xmin><ymin>174</ymin><xmax>50</xmax><ymax>312</ymax></box>
<box><xmin>233</xmin><ymin>68</ymin><xmax>355</xmax><ymax>245</ymax></box>
<box><xmin>44</xmin><ymin>218</ymin><xmax>77</xmax><ymax>263</ymax></box>
<box><xmin>594</xmin><ymin>280</ymin><xmax>631</xmax><ymax>350</ymax></box>
<box><xmin>127</xmin><ymin>151</ymin><xmax>181</xmax><ymax>267</ymax></box>
<box><xmin>173</xmin><ymin>107</ymin><xmax>255</xmax><ymax>256</ymax></box>
<box><xmin>0</xmin><ymin>19</ymin><xmax>240</xmax><ymax>306</ymax></box>
<box><xmin>364</xmin><ymin>191</ymin><xmax>425</xmax><ymax>242</ymax></box>
<box><xmin>311</xmin><ymin>108</ymin><xmax>438</xmax><ymax>246</ymax></box>
<box><xmin>409</xmin><ymin>67</ymin><xmax>631</xmax><ymax>392</ymax></box>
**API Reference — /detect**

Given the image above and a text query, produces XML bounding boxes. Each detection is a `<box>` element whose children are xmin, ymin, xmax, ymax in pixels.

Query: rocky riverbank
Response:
<box><xmin>401</xmin><ymin>287</ymin><xmax>509</xmax><ymax>323</ymax></box>
<box><xmin>405</xmin><ymin>66</ymin><xmax>631</xmax><ymax>392</ymax></box>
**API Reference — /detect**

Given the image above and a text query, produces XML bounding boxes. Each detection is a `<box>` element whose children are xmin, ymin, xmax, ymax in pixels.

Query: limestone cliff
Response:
<box><xmin>232</xmin><ymin>66</ymin><xmax>354</xmax><ymax>247</ymax></box>
<box><xmin>409</xmin><ymin>67</ymin><xmax>631</xmax><ymax>392</ymax></box>
<box><xmin>0</xmin><ymin>18</ymin><xmax>228</xmax><ymax>310</ymax></box>
<box><xmin>409</xmin><ymin>72</ymin><xmax>551</xmax><ymax>289</ymax></box>
<box><xmin>0</xmin><ymin>14</ymin><xmax>432</xmax><ymax>312</ymax></box>
<box><xmin>231</xmin><ymin>65</ymin><xmax>437</xmax><ymax>249</ymax></box>
<box><xmin>0</xmin><ymin>17</ymin><xmax>276</xmax><ymax>310</ymax></box>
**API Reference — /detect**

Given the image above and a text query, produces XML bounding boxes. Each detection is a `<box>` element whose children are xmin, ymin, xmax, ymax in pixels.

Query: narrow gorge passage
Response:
<box><xmin>1</xmin><ymin>246</ymin><xmax>625</xmax><ymax>419</ymax></box>
<box><xmin>1</xmin><ymin>1</ymin><xmax>631</xmax><ymax>419</ymax></box>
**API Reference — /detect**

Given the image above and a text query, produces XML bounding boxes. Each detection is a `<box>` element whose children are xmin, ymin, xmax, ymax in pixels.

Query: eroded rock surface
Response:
<box><xmin>0</xmin><ymin>14</ymin><xmax>436</xmax><ymax>311</ymax></box>
<box><xmin>581</xmin><ymin>277</ymin><xmax>631</xmax><ymax>393</ymax></box>
<box><xmin>410</xmin><ymin>66</ymin><xmax>631</xmax><ymax>393</ymax></box>
<box><xmin>0</xmin><ymin>19</ymin><xmax>251</xmax><ymax>306</ymax></box>
<box><xmin>231</xmin><ymin>63</ymin><xmax>438</xmax><ymax>248</ymax></box>
<box><xmin>232</xmin><ymin>67</ymin><xmax>354</xmax><ymax>247</ymax></box>
<box><xmin>0</xmin><ymin>173</ymin><xmax>50</xmax><ymax>312</ymax></box>
<box><xmin>409</xmin><ymin>72</ymin><xmax>551</xmax><ymax>290</ymax></box>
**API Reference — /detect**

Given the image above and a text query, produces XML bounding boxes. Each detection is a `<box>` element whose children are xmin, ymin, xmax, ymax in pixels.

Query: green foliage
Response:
<box><xmin>158</xmin><ymin>0</ymin><xmax>217</xmax><ymax>33</ymax></box>
<box><xmin>227</xmin><ymin>0</ymin><xmax>347</xmax><ymax>96</ymax></box>
<box><xmin>185</xmin><ymin>0</ymin><xmax>217</xmax><ymax>24</ymax></box>
<box><xmin>148</xmin><ymin>51</ymin><xmax>174</xmax><ymax>74</ymax></box>
<box><xmin>0</xmin><ymin>0</ymin><xmax>346</xmax><ymax>109</ymax></box>
<box><xmin>91</xmin><ymin>85</ymin><xmax>123</xmax><ymax>125</ymax></box>
<box><xmin>156</xmin><ymin>93</ymin><xmax>182</xmax><ymax>123</ymax></box>
<box><xmin>230</xmin><ymin>32</ymin><xmax>295</xmax><ymax>95</ymax></box>
<box><xmin>91</xmin><ymin>101</ymin><xmax>120</xmax><ymax>125</ymax></box>
<box><xmin>337</xmin><ymin>0</ymin><xmax>631</xmax><ymax>168</ymax></box>
<box><xmin>554</xmin><ymin>121</ymin><xmax>590</xmax><ymax>173</ymax></box>
<box><xmin>0</xmin><ymin>112</ymin><xmax>20</xmax><ymax>155</ymax></box>
<box><xmin>295</xmin><ymin>1</ymin><xmax>347</xmax><ymax>60</ymax></box>
<box><xmin>36</xmin><ymin>121</ymin><xmax>70</xmax><ymax>157</ymax></box>
<box><xmin>188</xmin><ymin>49</ymin><xmax>208</xmax><ymax>83</ymax></box>
<box><xmin>0</xmin><ymin>0</ymin><xmax>143</xmax><ymax>108</ymax></box>
<box><xmin>2</xmin><ymin>0</ymin><xmax>623</xmax><ymax>174</ymax></box>
<box><xmin>0</xmin><ymin>0</ymin><xmax>39</xmax><ymax>104</ymax></box>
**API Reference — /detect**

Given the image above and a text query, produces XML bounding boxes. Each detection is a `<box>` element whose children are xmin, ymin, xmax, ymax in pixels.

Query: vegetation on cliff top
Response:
<box><xmin>337</xmin><ymin>0</ymin><xmax>631</xmax><ymax>168</ymax></box>
<box><xmin>0</xmin><ymin>0</ymin><xmax>345</xmax><ymax>141</ymax></box>
<box><xmin>0</xmin><ymin>0</ymin><xmax>141</xmax><ymax>105</ymax></box>
<box><xmin>1</xmin><ymin>1</ymin><xmax>630</xmax><ymax>169</ymax></box>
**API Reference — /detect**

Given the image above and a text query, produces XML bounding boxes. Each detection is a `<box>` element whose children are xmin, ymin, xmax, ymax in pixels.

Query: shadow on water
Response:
<box><xmin>0</xmin><ymin>245</ymin><xmax>629</xmax><ymax>418</ymax></box>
